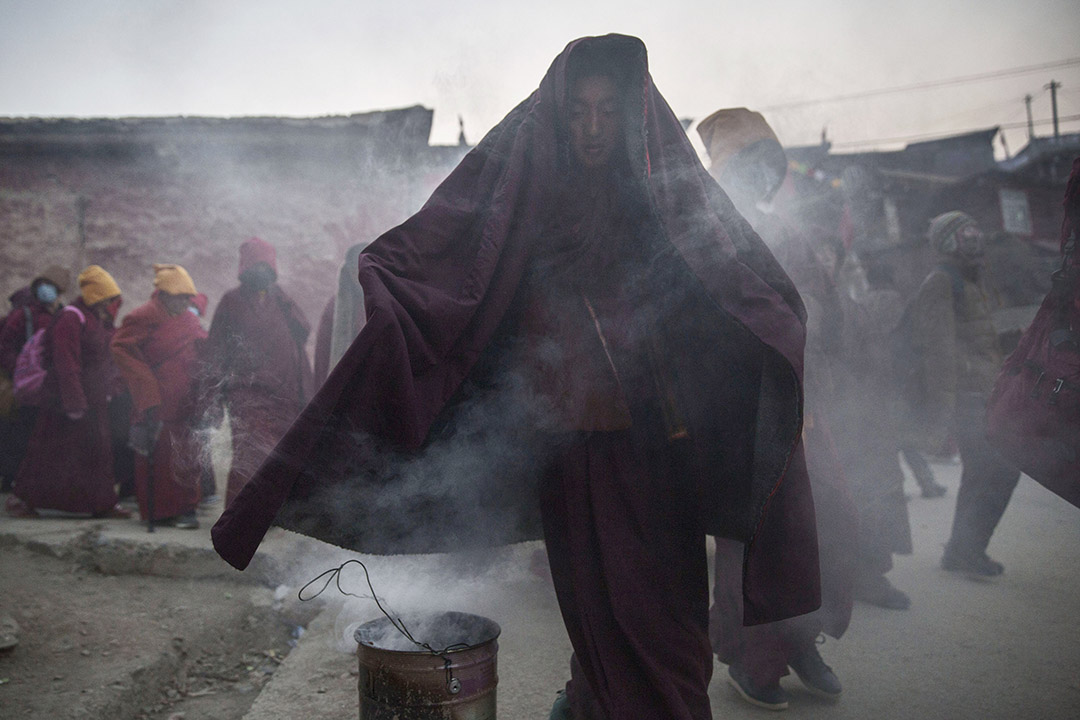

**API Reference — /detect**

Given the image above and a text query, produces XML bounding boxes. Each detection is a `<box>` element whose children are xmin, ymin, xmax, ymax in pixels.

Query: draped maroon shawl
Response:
<box><xmin>213</xmin><ymin>34</ymin><xmax>819</xmax><ymax>625</ymax></box>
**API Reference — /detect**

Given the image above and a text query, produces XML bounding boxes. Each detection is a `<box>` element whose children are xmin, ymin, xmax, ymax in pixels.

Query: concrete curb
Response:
<box><xmin>0</xmin><ymin>526</ymin><xmax>284</xmax><ymax>586</ymax></box>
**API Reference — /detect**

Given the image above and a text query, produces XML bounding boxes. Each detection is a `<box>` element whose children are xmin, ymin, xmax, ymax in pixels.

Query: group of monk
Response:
<box><xmin>1</xmin><ymin>237</ymin><xmax>312</xmax><ymax>530</ymax></box>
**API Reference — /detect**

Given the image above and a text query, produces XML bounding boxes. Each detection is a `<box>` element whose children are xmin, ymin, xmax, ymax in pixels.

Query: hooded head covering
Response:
<box><xmin>152</xmin><ymin>263</ymin><xmax>197</xmax><ymax>296</ymax></box>
<box><xmin>238</xmin><ymin>237</ymin><xmax>278</xmax><ymax>278</ymax></box>
<box><xmin>212</xmin><ymin>35</ymin><xmax>815</xmax><ymax>626</ymax></box>
<box><xmin>929</xmin><ymin>211</ymin><xmax>978</xmax><ymax>255</ymax></box>
<box><xmin>34</xmin><ymin>265</ymin><xmax>71</xmax><ymax>294</ymax></box>
<box><xmin>78</xmin><ymin>265</ymin><xmax>122</xmax><ymax>305</ymax></box>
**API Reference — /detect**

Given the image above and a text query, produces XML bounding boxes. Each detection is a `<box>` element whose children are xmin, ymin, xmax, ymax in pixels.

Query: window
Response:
<box><xmin>999</xmin><ymin>188</ymin><xmax>1033</xmax><ymax>236</ymax></box>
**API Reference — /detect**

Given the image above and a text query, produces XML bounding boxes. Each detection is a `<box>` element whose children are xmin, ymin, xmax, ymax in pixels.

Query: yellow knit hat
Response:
<box><xmin>78</xmin><ymin>265</ymin><xmax>122</xmax><ymax>305</ymax></box>
<box><xmin>152</xmin><ymin>263</ymin><xmax>197</xmax><ymax>296</ymax></box>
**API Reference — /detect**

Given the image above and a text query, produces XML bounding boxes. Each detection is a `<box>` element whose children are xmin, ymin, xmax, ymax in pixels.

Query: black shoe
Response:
<box><xmin>854</xmin><ymin>575</ymin><xmax>911</xmax><ymax>610</ymax></box>
<box><xmin>789</xmin><ymin>641</ymin><xmax>842</xmax><ymax>699</ymax></box>
<box><xmin>727</xmin><ymin>664</ymin><xmax>788</xmax><ymax>710</ymax></box>
<box><xmin>942</xmin><ymin>548</ymin><xmax>1003</xmax><ymax>577</ymax></box>
<box><xmin>920</xmin><ymin>482</ymin><xmax>947</xmax><ymax>498</ymax></box>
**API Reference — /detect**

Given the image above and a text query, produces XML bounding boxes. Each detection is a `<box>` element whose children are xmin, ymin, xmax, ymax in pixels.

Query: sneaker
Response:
<box><xmin>854</xmin><ymin>575</ymin><xmax>911</xmax><ymax>610</ymax></box>
<box><xmin>549</xmin><ymin>689</ymin><xmax>573</xmax><ymax>720</ymax></box>
<box><xmin>942</xmin><ymin>548</ymin><xmax>1004</xmax><ymax>577</ymax></box>
<box><xmin>727</xmin><ymin>664</ymin><xmax>788</xmax><ymax>710</ymax></box>
<box><xmin>198</xmin><ymin>494</ymin><xmax>221</xmax><ymax>509</ymax></box>
<box><xmin>173</xmin><ymin>512</ymin><xmax>199</xmax><ymax>530</ymax></box>
<box><xmin>789</xmin><ymin>641</ymin><xmax>842</xmax><ymax>699</ymax></box>
<box><xmin>920</xmin><ymin>482</ymin><xmax>947</xmax><ymax>498</ymax></box>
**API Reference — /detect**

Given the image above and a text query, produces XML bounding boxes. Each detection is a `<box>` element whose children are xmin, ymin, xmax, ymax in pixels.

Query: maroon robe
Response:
<box><xmin>111</xmin><ymin>294</ymin><xmax>207</xmax><ymax>521</ymax></box>
<box><xmin>204</xmin><ymin>284</ymin><xmax>312</xmax><ymax>507</ymax></box>
<box><xmin>0</xmin><ymin>296</ymin><xmax>57</xmax><ymax>487</ymax></box>
<box><xmin>213</xmin><ymin>34</ymin><xmax>818</xmax><ymax>720</ymax></box>
<box><xmin>15</xmin><ymin>299</ymin><xmax>118</xmax><ymax>514</ymax></box>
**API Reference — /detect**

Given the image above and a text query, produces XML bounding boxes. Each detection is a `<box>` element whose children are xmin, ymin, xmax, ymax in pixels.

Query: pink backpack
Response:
<box><xmin>13</xmin><ymin>305</ymin><xmax>86</xmax><ymax>406</ymax></box>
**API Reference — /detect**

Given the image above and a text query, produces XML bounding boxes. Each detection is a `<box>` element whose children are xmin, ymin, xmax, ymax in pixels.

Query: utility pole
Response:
<box><xmin>1024</xmin><ymin>94</ymin><xmax>1034</xmax><ymax>140</ymax></box>
<box><xmin>1045</xmin><ymin>80</ymin><xmax>1061</xmax><ymax>139</ymax></box>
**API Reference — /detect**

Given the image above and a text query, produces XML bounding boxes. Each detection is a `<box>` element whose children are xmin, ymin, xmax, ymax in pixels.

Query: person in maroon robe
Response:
<box><xmin>213</xmin><ymin>35</ymin><xmax>818</xmax><ymax>720</ymax></box>
<box><xmin>7</xmin><ymin>266</ymin><xmax>131</xmax><ymax>519</ymax></box>
<box><xmin>312</xmin><ymin>243</ymin><xmax>368</xmax><ymax>389</ymax></box>
<box><xmin>111</xmin><ymin>264</ymin><xmax>208</xmax><ymax>528</ymax></box>
<box><xmin>697</xmin><ymin>108</ymin><xmax>858</xmax><ymax>709</ymax></box>
<box><xmin>0</xmin><ymin>265</ymin><xmax>71</xmax><ymax>492</ymax></box>
<box><xmin>203</xmin><ymin>238</ymin><xmax>313</xmax><ymax>508</ymax></box>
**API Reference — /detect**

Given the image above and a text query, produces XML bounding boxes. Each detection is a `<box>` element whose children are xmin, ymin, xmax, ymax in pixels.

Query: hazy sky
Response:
<box><xmin>2</xmin><ymin>0</ymin><xmax>1078</xmax><ymax>155</ymax></box>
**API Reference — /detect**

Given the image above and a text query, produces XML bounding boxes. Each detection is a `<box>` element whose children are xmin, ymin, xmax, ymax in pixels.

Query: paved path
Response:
<box><xmin>3</xmin><ymin>459</ymin><xmax>1078</xmax><ymax>719</ymax></box>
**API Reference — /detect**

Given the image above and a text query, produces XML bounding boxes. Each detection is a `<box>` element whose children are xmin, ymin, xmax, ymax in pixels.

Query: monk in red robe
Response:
<box><xmin>698</xmin><ymin>108</ymin><xmax>859</xmax><ymax>710</ymax></box>
<box><xmin>8</xmin><ymin>266</ymin><xmax>130</xmax><ymax>519</ymax></box>
<box><xmin>0</xmin><ymin>264</ymin><xmax>70</xmax><ymax>492</ymax></box>
<box><xmin>111</xmin><ymin>264</ymin><xmax>207</xmax><ymax>528</ymax></box>
<box><xmin>213</xmin><ymin>36</ymin><xmax>818</xmax><ymax>720</ymax></box>
<box><xmin>204</xmin><ymin>238</ymin><xmax>312</xmax><ymax>507</ymax></box>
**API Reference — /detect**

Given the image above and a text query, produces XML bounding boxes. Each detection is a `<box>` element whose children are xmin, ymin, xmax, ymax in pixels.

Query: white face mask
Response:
<box><xmin>35</xmin><ymin>283</ymin><xmax>58</xmax><ymax>304</ymax></box>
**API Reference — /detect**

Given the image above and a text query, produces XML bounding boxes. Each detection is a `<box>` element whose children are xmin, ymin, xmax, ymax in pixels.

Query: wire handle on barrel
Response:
<box><xmin>298</xmin><ymin>559</ymin><xmax>471</xmax><ymax>659</ymax></box>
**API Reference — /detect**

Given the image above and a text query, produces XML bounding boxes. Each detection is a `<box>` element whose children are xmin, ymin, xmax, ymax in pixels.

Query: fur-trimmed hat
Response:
<box><xmin>34</xmin><ymin>265</ymin><xmax>71</xmax><ymax>293</ymax></box>
<box><xmin>696</xmin><ymin>107</ymin><xmax>781</xmax><ymax>174</ymax></box>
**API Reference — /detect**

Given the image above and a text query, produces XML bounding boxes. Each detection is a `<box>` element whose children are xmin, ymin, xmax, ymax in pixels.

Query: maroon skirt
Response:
<box><xmin>540</xmin><ymin>405</ymin><xmax>713</xmax><ymax>720</ymax></box>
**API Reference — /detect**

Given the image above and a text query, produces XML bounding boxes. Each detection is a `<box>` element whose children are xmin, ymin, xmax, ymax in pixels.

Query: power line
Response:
<box><xmin>762</xmin><ymin>57</ymin><xmax>1080</xmax><ymax>112</ymax></box>
<box><xmin>829</xmin><ymin>114</ymin><xmax>1080</xmax><ymax>150</ymax></box>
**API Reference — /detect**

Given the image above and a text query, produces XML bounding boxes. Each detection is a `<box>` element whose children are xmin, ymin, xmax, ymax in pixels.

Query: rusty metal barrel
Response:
<box><xmin>354</xmin><ymin>611</ymin><xmax>501</xmax><ymax>719</ymax></box>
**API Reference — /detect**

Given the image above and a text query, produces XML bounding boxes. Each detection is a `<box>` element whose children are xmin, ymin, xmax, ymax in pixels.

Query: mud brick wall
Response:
<box><xmin>0</xmin><ymin>109</ymin><xmax>469</xmax><ymax>354</ymax></box>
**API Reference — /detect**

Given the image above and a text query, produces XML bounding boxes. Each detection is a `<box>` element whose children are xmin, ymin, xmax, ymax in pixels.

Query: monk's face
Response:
<box><xmin>569</xmin><ymin>75</ymin><xmax>622</xmax><ymax>170</ymax></box>
<box><xmin>160</xmin><ymin>292</ymin><xmax>194</xmax><ymax>316</ymax></box>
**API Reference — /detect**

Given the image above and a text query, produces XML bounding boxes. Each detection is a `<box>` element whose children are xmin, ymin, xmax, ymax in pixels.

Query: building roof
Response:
<box><xmin>0</xmin><ymin>106</ymin><xmax>438</xmax><ymax>156</ymax></box>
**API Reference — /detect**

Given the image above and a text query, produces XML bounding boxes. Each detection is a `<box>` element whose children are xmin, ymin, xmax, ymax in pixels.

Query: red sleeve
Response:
<box><xmin>50</xmin><ymin>309</ymin><xmax>86</xmax><ymax>415</ymax></box>
<box><xmin>110</xmin><ymin>304</ymin><xmax>162</xmax><ymax>417</ymax></box>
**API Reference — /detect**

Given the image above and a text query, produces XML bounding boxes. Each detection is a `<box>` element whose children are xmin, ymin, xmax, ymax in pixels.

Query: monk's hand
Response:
<box><xmin>129</xmin><ymin>407</ymin><xmax>163</xmax><ymax>457</ymax></box>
